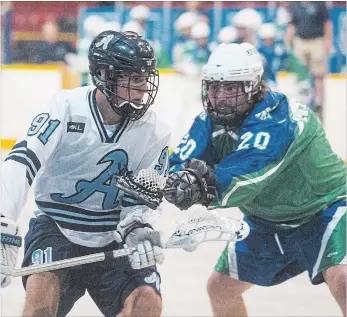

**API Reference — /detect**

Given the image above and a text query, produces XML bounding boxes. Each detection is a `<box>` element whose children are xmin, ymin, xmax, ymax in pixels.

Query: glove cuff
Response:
<box><xmin>123</xmin><ymin>223</ymin><xmax>154</xmax><ymax>242</ymax></box>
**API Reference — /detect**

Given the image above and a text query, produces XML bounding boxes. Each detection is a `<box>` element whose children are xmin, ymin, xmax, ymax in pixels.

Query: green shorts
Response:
<box><xmin>215</xmin><ymin>200</ymin><xmax>346</xmax><ymax>286</ymax></box>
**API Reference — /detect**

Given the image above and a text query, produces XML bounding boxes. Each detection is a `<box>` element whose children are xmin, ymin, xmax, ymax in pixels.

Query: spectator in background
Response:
<box><xmin>231</xmin><ymin>8</ymin><xmax>263</xmax><ymax>45</ymax></box>
<box><xmin>36</xmin><ymin>20</ymin><xmax>75</xmax><ymax>64</ymax></box>
<box><xmin>285</xmin><ymin>1</ymin><xmax>333</xmax><ymax>118</ymax></box>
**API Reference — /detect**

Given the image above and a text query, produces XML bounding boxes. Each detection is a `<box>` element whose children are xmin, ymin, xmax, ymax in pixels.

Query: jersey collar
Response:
<box><xmin>88</xmin><ymin>88</ymin><xmax>130</xmax><ymax>143</ymax></box>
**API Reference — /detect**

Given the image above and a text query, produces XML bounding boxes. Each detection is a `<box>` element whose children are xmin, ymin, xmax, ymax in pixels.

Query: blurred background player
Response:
<box><xmin>217</xmin><ymin>26</ymin><xmax>237</xmax><ymax>45</ymax></box>
<box><xmin>122</xmin><ymin>5</ymin><xmax>170</xmax><ymax>69</ymax></box>
<box><xmin>257</xmin><ymin>23</ymin><xmax>289</xmax><ymax>89</ymax></box>
<box><xmin>65</xmin><ymin>15</ymin><xmax>120</xmax><ymax>86</ymax></box>
<box><xmin>172</xmin><ymin>11</ymin><xmax>198</xmax><ymax>72</ymax></box>
<box><xmin>164</xmin><ymin>42</ymin><xmax>346</xmax><ymax>317</ymax></box>
<box><xmin>0</xmin><ymin>30</ymin><xmax>170</xmax><ymax>317</ymax></box>
<box><xmin>122</xmin><ymin>4</ymin><xmax>150</xmax><ymax>37</ymax></box>
<box><xmin>177</xmin><ymin>21</ymin><xmax>212</xmax><ymax>77</ymax></box>
<box><xmin>231</xmin><ymin>8</ymin><xmax>263</xmax><ymax>45</ymax></box>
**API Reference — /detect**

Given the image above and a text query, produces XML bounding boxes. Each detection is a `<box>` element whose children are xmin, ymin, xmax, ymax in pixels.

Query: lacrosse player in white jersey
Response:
<box><xmin>0</xmin><ymin>30</ymin><xmax>170</xmax><ymax>317</ymax></box>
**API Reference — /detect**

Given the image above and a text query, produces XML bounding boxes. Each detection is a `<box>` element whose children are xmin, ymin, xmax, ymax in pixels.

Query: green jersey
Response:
<box><xmin>170</xmin><ymin>91</ymin><xmax>346</xmax><ymax>225</ymax></box>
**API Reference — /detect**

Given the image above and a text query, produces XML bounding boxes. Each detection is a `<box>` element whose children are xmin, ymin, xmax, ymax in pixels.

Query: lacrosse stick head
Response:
<box><xmin>165</xmin><ymin>211</ymin><xmax>250</xmax><ymax>250</ymax></box>
<box><xmin>115</xmin><ymin>167</ymin><xmax>166</xmax><ymax>209</ymax></box>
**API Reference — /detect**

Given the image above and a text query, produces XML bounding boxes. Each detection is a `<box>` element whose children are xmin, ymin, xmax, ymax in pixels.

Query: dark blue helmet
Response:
<box><xmin>88</xmin><ymin>30</ymin><xmax>159</xmax><ymax>121</ymax></box>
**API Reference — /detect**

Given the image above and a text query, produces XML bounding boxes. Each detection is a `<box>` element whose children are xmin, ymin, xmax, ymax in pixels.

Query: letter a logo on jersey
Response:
<box><xmin>51</xmin><ymin>149</ymin><xmax>128</xmax><ymax>209</ymax></box>
<box><xmin>95</xmin><ymin>34</ymin><xmax>114</xmax><ymax>50</ymax></box>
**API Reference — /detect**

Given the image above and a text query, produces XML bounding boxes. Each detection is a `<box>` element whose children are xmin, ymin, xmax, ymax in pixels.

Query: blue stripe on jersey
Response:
<box><xmin>38</xmin><ymin>207</ymin><xmax>121</xmax><ymax>220</ymax></box>
<box><xmin>49</xmin><ymin>216</ymin><xmax>118</xmax><ymax>226</ymax></box>
<box><xmin>7</xmin><ymin>140</ymin><xmax>42</xmax><ymax>173</ymax></box>
<box><xmin>48</xmin><ymin>215</ymin><xmax>118</xmax><ymax>232</ymax></box>
<box><xmin>36</xmin><ymin>200</ymin><xmax>121</xmax><ymax>232</ymax></box>
<box><xmin>5</xmin><ymin>155</ymin><xmax>34</xmax><ymax>185</ymax></box>
<box><xmin>11</xmin><ymin>140</ymin><xmax>27</xmax><ymax>150</ymax></box>
<box><xmin>36</xmin><ymin>200</ymin><xmax>121</xmax><ymax>217</ymax></box>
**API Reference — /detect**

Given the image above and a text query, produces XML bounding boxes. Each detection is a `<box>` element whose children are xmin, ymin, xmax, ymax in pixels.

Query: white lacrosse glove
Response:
<box><xmin>1</xmin><ymin>216</ymin><xmax>22</xmax><ymax>288</ymax></box>
<box><xmin>116</xmin><ymin>216</ymin><xmax>164</xmax><ymax>270</ymax></box>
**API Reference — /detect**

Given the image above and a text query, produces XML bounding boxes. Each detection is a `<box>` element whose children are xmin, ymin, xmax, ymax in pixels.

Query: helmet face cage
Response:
<box><xmin>202</xmin><ymin>79</ymin><xmax>260</xmax><ymax>127</ymax></box>
<box><xmin>89</xmin><ymin>31</ymin><xmax>159</xmax><ymax>121</ymax></box>
<box><xmin>92</xmin><ymin>65</ymin><xmax>159</xmax><ymax>121</ymax></box>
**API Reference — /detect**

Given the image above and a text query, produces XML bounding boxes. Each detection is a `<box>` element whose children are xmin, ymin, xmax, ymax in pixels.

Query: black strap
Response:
<box><xmin>123</xmin><ymin>223</ymin><xmax>154</xmax><ymax>242</ymax></box>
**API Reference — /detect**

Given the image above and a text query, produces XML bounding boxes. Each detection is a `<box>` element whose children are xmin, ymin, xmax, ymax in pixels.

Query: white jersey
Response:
<box><xmin>1</xmin><ymin>86</ymin><xmax>170</xmax><ymax>247</ymax></box>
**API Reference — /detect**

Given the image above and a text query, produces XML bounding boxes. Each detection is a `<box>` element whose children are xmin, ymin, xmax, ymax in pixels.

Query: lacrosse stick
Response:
<box><xmin>165</xmin><ymin>210</ymin><xmax>250</xmax><ymax>250</ymax></box>
<box><xmin>10</xmin><ymin>212</ymin><xmax>249</xmax><ymax>277</ymax></box>
<box><xmin>11</xmin><ymin>247</ymin><xmax>136</xmax><ymax>277</ymax></box>
<box><xmin>114</xmin><ymin>167</ymin><xmax>166</xmax><ymax>209</ymax></box>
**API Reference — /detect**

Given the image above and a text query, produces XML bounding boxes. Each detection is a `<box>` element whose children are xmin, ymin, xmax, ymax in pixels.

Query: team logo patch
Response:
<box><xmin>67</xmin><ymin>122</ymin><xmax>85</xmax><ymax>133</ymax></box>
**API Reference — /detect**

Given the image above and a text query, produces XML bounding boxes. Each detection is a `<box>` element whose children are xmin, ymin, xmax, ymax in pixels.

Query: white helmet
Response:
<box><xmin>202</xmin><ymin>43</ymin><xmax>264</xmax><ymax>126</ymax></box>
<box><xmin>232</xmin><ymin>8</ymin><xmax>263</xmax><ymax>30</ymax></box>
<box><xmin>84</xmin><ymin>15</ymin><xmax>106</xmax><ymax>37</ymax></box>
<box><xmin>203</xmin><ymin>42</ymin><xmax>264</xmax><ymax>82</ymax></box>
<box><xmin>129</xmin><ymin>5</ymin><xmax>150</xmax><ymax>21</ymax></box>
<box><xmin>276</xmin><ymin>6</ymin><xmax>291</xmax><ymax>26</ymax></box>
<box><xmin>191</xmin><ymin>21</ymin><xmax>210</xmax><ymax>39</ymax></box>
<box><xmin>258</xmin><ymin>23</ymin><xmax>277</xmax><ymax>39</ymax></box>
<box><xmin>218</xmin><ymin>26</ymin><xmax>237</xmax><ymax>44</ymax></box>
<box><xmin>174</xmin><ymin>12</ymin><xmax>198</xmax><ymax>31</ymax></box>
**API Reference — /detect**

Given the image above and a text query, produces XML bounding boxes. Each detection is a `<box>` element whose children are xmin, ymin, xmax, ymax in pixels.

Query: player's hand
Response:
<box><xmin>1</xmin><ymin>217</ymin><xmax>22</xmax><ymax>288</ymax></box>
<box><xmin>164</xmin><ymin>159</ymin><xmax>217</xmax><ymax>210</ymax></box>
<box><xmin>117</xmin><ymin>217</ymin><xmax>164</xmax><ymax>270</ymax></box>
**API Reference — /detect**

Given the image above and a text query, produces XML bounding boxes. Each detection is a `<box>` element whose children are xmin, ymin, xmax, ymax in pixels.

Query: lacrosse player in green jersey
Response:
<box><xmin>165</xmin><ymin>43</ymin><xmax>346</xmax><ymax>316</ymax></box>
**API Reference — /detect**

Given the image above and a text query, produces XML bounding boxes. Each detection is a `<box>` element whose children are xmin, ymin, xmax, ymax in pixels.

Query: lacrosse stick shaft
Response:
<box><xmin>12</xmin><ymin>247</ymin><xmax>136</xmax><ymax>277</ymax></box>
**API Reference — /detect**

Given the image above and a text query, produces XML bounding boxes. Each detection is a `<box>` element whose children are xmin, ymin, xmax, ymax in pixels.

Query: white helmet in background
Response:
<box><xmin>202</xmin><ymin>43</ymin><xmax>264</xmax><ymax>126</ymax></box>
<box><xmin>129</xmin><ymin>5</ymin><xmax>150</xmax><ymax>21</ymax></box>
<box><xmin>258</xmin><ymin>23</ymin><xmax>277</xmax><ymax>39</ymax></box>
<box><xmin>84</xmin><ymin>15</ymin><xmax>106</xmax><ymax>37</ymax></box>
<box><xmin>276</xmin><ymin>6</ymin><xmax>291</xmax><ymax>26</ymax></box>
<box><xmin>218</xmin><ymin>26</ymin><xmax>237</xmax><ymax>44</ymax></box>
<box><xmin>174</xmin><ymin>12</ymin><xmax>198</xmax><ymax>32</ymax></box>
<box><xmin>232</xmin><ymin>8</ymin><xmax>263</xmax><ymax>31</ymax></box>
<box><xmin>191</xmin><ymin>21</ymin><xmax>210</xmax><ymax>39</ymax></box>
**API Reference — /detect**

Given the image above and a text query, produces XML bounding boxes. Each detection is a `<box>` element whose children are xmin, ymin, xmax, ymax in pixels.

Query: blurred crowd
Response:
<box><xmin>2</xmin><ymin>1</ymin><xmax>345</xmax><ymax>114</ymax></box>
